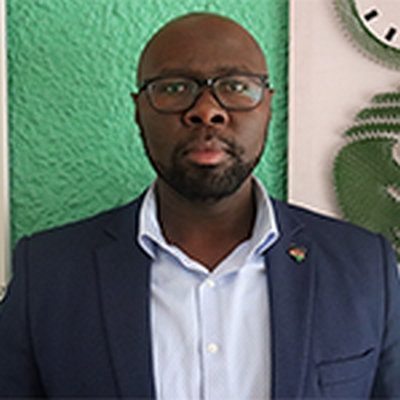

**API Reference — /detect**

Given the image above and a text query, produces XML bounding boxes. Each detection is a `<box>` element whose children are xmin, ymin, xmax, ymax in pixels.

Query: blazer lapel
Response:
<box><xmin>95</xmin><ymin>200</ymin><xmax>156</xmax><ymax>399</ymax></box>
<box><xmin>265</xmin><ymin>200</ymin><xmax>317</xmax><ymax>399</ymax></box>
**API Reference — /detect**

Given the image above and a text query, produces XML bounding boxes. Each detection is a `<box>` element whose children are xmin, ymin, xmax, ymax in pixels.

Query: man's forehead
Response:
<box><xmin>146</xmin><ymin>13</ymin><xmax>248</xmax><ymax>46</ymax></box>
<box><xmin>137</xmin><ymin>14</ymin><xmax>267</xmax><ymax>81</ymax></box>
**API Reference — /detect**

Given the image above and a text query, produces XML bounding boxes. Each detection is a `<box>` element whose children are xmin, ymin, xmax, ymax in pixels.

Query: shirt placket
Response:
<box><xmin>198</xmin><ymin>276</ymin><xmax>226</xmax><ymax>400</ymax></box>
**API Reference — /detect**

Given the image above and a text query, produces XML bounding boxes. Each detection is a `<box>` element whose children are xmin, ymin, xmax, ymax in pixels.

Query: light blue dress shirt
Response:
<box><xmin>138</xmin><ymin>177</ymin><xmax>279</xmax><ymax>400</ymax></box>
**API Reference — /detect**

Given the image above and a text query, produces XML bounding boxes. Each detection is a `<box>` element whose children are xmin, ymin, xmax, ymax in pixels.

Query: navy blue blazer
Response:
<box><xmin>1</xmin><ymin>196</ymin><xmax>400</xmax><ymax>398</ymax></box>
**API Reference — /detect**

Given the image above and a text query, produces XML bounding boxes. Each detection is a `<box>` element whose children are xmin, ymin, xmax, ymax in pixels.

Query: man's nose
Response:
<box><xmin>183</xmin><ymin>90</ymin><xmax>229</xmax><ymax>127</ymax></box>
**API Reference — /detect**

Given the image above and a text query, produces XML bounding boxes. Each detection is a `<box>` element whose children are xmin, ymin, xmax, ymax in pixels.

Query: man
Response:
<box><xmin>0</xmin><ymin>12</ymin><xmax>400</xmax><ymax>399</ymax></box>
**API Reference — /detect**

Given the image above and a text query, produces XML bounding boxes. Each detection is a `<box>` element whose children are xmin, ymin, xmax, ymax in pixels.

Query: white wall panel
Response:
<box><xmin>288</xmin><ymin>0</ymin><xmax>400</xmax><ymax>216</ymax></box>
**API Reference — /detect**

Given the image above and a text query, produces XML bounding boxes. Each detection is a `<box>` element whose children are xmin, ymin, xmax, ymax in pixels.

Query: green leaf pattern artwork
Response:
<box><xmin>334</xmin><ymin>91</ymin><xmax>400</xmax><ymax>260</ymax></box>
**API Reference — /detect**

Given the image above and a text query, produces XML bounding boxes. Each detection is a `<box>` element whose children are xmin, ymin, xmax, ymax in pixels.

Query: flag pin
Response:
<box><xmin>288</xmin><ymin>245</ymin><xmax>307</xmax><ymax>262</ymax></box>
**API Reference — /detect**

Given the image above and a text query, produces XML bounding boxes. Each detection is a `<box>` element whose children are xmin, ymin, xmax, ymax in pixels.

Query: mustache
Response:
<box><xmin>173</xmin><ymin>129</ymin><xmax>245</xmax><ymax>159</ymax></box>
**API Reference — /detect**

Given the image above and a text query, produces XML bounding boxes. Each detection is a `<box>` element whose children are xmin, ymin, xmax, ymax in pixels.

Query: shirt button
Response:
<box><xmin>205</xmin><ymin>279</ymin><xmax>216</xmax><ymax>288</ymax></box>
<box><xmin>207</xmin><ymin>343</ymin><xmax>219</xmax><ymax>354</ymax></box>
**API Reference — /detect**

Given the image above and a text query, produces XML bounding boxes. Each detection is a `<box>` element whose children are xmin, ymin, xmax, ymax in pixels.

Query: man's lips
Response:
<box><xmin>182</xmin><ymin>142</ymin><xmax>232</xmax><ymax>166</ymax></box>
<box><xmin>185</xmin><ymin>148</ymin><xmax>228</xmax><ymax>165</ymax></box>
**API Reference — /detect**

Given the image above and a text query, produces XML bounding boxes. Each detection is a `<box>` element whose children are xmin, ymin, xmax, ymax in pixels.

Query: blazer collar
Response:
<box><xmin>266</xmin><ymin>199</ymin><xmax>317</xmax><ymax>399</ymax></box>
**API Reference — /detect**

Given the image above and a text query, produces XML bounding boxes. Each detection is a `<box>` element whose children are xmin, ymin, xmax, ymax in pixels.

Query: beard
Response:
<box><xmin>143</xmin><ymin>132</ymin><xmax>264</xmax><ymax>203</ymax></box>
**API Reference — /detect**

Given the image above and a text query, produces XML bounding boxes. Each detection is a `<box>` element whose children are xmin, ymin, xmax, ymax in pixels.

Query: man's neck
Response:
<box><xmin>155</xmin><ymin>177</ymin><xmax>256</xmax><ymax>271</ymax></box>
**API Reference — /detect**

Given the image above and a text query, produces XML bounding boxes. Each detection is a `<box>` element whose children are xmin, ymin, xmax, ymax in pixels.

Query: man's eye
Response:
<box><xmin>219</xmin><ymin>80</ymin><xmax>248</xmax><ymax>93</ymax></box>
<box><xmin>158</xmin><ymin>82</ymin><xmax>188</xmax><ymax>95</ymax></box>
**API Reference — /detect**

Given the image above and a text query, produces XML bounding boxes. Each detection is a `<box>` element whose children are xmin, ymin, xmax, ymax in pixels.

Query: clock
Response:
<box><xmin>333</xmin><ymin>0</ymin><xmax>400</xmax><ymax>69</ymax></box>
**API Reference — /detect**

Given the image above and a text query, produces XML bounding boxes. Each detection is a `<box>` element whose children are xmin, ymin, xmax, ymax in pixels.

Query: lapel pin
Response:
<box><xmin>288</xmin><ymin>245</ymin><xmax>307</xmax><ymax>262</ymax></box>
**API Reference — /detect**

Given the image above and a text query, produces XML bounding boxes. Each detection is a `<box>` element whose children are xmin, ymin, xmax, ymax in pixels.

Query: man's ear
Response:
<box><xmin>130</xmin><ymin>92</ymin><xmax>142</xmax><ymax>127</ymax></box>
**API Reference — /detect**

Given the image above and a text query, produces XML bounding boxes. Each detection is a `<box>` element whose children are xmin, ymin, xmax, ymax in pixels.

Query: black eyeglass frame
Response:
<box><xmin>136</xmin><ymin>73</ymin><xmax>270</xmax><ymax>113</ymax></box>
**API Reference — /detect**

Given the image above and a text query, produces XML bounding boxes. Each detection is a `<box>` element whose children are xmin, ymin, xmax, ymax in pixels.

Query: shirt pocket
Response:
<box><xmin>317</xmin><ymin>348</ymin><xmax>376</xmax><ymax>397</ymax></box>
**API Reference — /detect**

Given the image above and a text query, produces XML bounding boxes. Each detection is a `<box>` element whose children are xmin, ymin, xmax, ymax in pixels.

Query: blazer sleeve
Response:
<box><xmin>0</xmin><ymin>237</ymin><xmax>46</xmax><ymax>397</ymax></box>
<box><xmin>371</xmin><ymin>235</ymin><xmax>400</xmax><ymax>398</ymax></box>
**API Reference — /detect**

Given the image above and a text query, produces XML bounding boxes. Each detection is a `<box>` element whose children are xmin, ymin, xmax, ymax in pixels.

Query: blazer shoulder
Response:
<box><xmin>271</xmin><ymin>197</ymin><xmax>381</xmax><ymax>240</ymax></box>
<box><xmin>17</xmin><ymin>194</ymin><xmax>146</xmax><ymax>252</ymax></box>
<box><xmin>270</xmin><ymin>197</ymin><xmax>397</xmax><ymax>269</ymax></box>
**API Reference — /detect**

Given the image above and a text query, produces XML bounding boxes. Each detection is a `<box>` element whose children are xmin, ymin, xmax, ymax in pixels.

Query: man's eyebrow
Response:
<box><xmin>148</xmin><ymin>65</ymin><xmax>257</xmax><ymax>78</ymax></box>
<box><xmin>212</xmin><ymin>66</ymin><xmax>256</xmax><ymax>75</ymax></box>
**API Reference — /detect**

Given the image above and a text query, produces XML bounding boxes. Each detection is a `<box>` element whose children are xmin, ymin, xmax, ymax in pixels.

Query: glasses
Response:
<box><xmin>137</xmin><ymin>73</ymin><xmax>270</xmax><ymax>113</ymax></box>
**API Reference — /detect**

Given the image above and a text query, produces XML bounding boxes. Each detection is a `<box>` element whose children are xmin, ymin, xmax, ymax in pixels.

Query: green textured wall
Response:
<box><xmin>7</xmin><ymin>0</ymin><xmax>288</xmax><ymax>246</ymax></box>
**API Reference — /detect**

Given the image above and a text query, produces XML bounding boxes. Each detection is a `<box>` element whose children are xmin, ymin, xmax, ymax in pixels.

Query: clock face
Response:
<box><xmin>354</xmin><ymin>0</ymin><xmax>400</xmax><ymax>49</ymax></box>
<box><xmin>334</xmin><ymin>0</ymin><xmax>400</xmax><ymax>69</ymax></box>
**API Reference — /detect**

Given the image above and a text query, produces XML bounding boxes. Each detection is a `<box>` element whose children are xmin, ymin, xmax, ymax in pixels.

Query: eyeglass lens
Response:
<box><xmin>146</xmin><ymin>75</ymin><xmax>266</xmax><ymax>112</ymax></box>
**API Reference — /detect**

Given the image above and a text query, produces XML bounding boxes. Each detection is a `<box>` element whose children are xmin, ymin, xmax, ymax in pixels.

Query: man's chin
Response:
<box><xmin>166</xmin><ymin>170</ymin><xmax>250</xmax><ymax>203</ymax></box>
<box><xmin>151</xmin><ymin>154</ymin><xmax>256</xmax><ymax>203</ymax></box>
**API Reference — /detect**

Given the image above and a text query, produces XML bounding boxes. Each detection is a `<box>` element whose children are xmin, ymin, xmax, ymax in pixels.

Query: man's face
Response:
<box><xmin>134</xmin><ymin>15</ymin><xmax>273</xmax><ymax>203</ymax></box>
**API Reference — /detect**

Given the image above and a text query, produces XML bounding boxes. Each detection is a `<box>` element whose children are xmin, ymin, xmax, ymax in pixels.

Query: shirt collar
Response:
<box><xmin>138</xmin><ymin>177</ymin><xmax>279</xmax><ymax>260</ymax></box>
<box><xmin>250</xmin><ymin>176</ymin><xmax>279</xmax><ymax>255</ymax></box>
